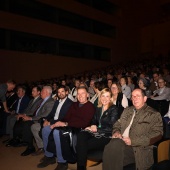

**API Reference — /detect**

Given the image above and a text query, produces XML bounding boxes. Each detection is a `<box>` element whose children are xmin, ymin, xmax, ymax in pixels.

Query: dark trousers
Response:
<box><xmin>13</xmin><ymin>120</ymin><xmax>34</xmax><ymax>147</ymax></box>
<box><xmin>0</xmin><ymin>111</ymin><xmax>10</xmax><ymax>135</ymax></box>
<box><xmin>103</xmin><ymin>138</ymin><xmax>135</xmax><ymax>170</ymax></box>
<box><xmin>76</xmin><ymin>131</ymin><xmax>110</xmax><ymax>167</ymax></box>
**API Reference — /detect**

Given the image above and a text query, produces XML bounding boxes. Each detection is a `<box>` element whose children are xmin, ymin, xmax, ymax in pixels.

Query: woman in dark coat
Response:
<box><xmin>76</xmin><ymin>88</ymin><xmax>119</xmax><ymax>170</ymax></box>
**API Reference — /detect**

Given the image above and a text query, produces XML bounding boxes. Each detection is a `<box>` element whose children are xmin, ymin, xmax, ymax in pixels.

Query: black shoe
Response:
<box><xmin>6</xmin><ymin>139</ymin><xmax>19</xmax><ymax>147</ymax></box>
<box><xmin>77</xmin><ymin>166</ymin><xmax>86</xmax><ymax>170</ymax></box>
<box><xmin>55</xmin><ymin>163</ymin><xmax>68</xmax><ymax>170</ymax></box>
<box><xmin>37</xmin><ymin>156</ymin><xmax>56</xmax><ymax>168</ymax></box>
<box><xmin>14</xmin><ymin>141</ymin><xmax>28</xmax><ymax>147</ymax></box>
<box><xmin>2</xmin><ymin>138</ymin><xmax>10</xmax><ymax>144</ymax></box>
<box><xmin>31</xmin><ymin>148</ymin><xmax>44</xmax><ymax>156</ymax></box>
<box><xmin>39</xmin><ymin>156</ymin><xmax>46</xmax><ymax>163</ymax></box>
<box><xmin>21</xmin><ymin>147</ymin><xmax>35</xmax><ymax>156</ymax></box>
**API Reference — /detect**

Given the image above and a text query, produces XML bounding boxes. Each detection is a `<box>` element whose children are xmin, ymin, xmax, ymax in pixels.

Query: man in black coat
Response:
<box><xmin>31</xmin><ymin>85</ymin><xmax>73</xmax><ymax>156</ymax></box>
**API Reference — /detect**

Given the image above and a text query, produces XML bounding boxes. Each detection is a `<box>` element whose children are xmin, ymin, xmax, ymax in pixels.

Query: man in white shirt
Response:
<box><xmin>31</xmin><ymin>85</ymin><xmax>73</xmax><ymax>156</ymax></box>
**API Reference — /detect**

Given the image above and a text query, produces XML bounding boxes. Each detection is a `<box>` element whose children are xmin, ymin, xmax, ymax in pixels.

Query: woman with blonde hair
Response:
<box><xmin>76</xmin><ymin>88</ymin><xmax>119</xmax><ymax>170</ymax></box>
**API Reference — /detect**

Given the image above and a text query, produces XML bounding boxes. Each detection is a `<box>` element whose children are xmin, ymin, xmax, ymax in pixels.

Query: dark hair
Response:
<box><xmin>120</xmin><ymin>76</ymin><xmax>128</xmax><ymax>84</ymax></box>
<box><xmin>94</xmin><ymin>81</ymin><xmax>106</xmax><ymax>91</ymax></box>
<box><xmin>17</xmin><ymin>85</ymin><xmax>27</xmax><ymax>92</ymax></box>
<box><xmin>111</xmin><ymin>81</ymin><xmax>122</xmax><ymax>93</ymax></box>
<box><xmin>7</xmin><ymin>79</ymin><xmax>16</xmax><ymax>85</ymax></box>
<box><xmin>57</xmin><ymin>85</ymin><xmax>68</xmax><ymax>92</ymax></box>
<box><xmin>33</xmin><ymin>85</ymin><xmax>41</xmax><ymax>92</ymax></box>
<box><xmin>138</xmin><ymin>78</ymin><xmax>148</xmax><ymax>87</ymax></box>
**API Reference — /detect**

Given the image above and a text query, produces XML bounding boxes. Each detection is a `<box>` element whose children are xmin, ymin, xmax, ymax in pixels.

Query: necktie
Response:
<box><xmin>16</xmin><ymin>98</ymin><xmax>22</xmax><ymax>113</ymax></box>
<box><xmin>33</xmin><ymin>100</ymin><xmax>43</xmax><ymax>116</ymax></box>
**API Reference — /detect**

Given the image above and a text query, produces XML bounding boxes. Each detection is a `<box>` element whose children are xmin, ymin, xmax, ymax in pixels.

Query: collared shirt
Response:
<box><xmin>16</xmin><ymin>96</ymin><xmax>23</xmax><ymax>113</ymax></box>
<box><xmin>54</xmin><ymin>97</ymin><xmax>67</xmax><ymax>120</ymax></box>
<box><xmin>35</xmin><ymin>96</ymin><xmax>50</xmax><ymax>116</ymax></box>
<box><xmin>158</xmin><ymin>87</ymin><xmax>165</xmax><ymax>95</ymax></box>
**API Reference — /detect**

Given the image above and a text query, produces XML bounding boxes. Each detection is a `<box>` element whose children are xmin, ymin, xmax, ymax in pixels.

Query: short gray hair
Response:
<box><xmin>43</xmin><ymin>86</ymin><xmax>52</xmax><ymax>95</ymax></box>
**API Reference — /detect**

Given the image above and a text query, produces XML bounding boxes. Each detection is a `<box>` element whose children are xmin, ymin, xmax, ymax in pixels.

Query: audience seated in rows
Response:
<box><xmin>0</xmin><ymin>57</ymin><xmax>170</xmax><ymax>170</ymax></box>
<box><xmin>103</xmin><ymin>89</ymin><xmax>163</xmax><ymax>170</ymax></box>
<box><xmin>37</xmin><ymin>86</ymin><xmax>95</xmax><ymax>170</ymax></box>
<box><xmin>0</xmin><ymin>85</ymin><xmax>30</xmax><ymax>136</ymax></box>
<box><xmin>76</xmin><ymin>88</ymin><xmax>119</xmax><ymax>170</ymax></box>
<box><xmin>5</xmin><ymin>86</ymin><xmax>42</xmax><ymax>144</ymax></box>
<box><xmin>31</xmin><ymin>85</ymin><xmax>72</xmax><ymax>156</ymax></box>
<box><xmin>6</xmin><ymin>85</ymin><xmax>36</xmax><ymax>140</ymax></box>
<box><xmin>7</xmin><ymin>86</ymin><xmax>55</xmax><ymax>157</ymax></box>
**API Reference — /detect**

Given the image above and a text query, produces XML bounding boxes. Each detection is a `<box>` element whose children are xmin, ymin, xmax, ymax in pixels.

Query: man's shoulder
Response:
<box><xmin>65</xmin><ymin>97</ymin><xmax>73</xmax><ymax>104</ymax></box>
<box><xmin>0</xmin><ymin>83</ymin><xmax>7</xmax><ymax>91</ymax></box>
<box><xmin>22</xmin><ymin>95</ymin><xmax>30</xmax><ymax>101</ymax></box>
<box><xmin>45</xmin><ymin>97</ymin><xmax>55</xmax><ymax>104</ymax></box>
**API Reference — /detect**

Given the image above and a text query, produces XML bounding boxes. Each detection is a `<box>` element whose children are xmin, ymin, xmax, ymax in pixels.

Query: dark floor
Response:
<box><xmin>0</xmin><ymin>135</ymin><xmax>102</xmax><ymax>170</ymax></box>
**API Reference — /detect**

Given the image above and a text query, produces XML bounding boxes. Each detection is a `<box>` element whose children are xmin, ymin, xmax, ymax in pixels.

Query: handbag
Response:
<box><xmin>59</xmin><ymin>127</ymin><xmax>78</xmax><ymax>163</ymax></box>
<box><xmin>46</xmin><ymin>127</ymin><xmax>80</xmax><ymax>163</ymax></box>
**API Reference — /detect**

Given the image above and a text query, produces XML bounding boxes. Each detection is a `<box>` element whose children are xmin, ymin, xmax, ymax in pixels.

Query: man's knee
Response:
<box><xmin>31</xmin><ymin>123</ymin><xmax>40</xmax><ymax>132</ymax></box>
<box><xmin>104</xmin><ymin>138</ymin><xmax>125</xmax><ymax>152</ymax></box>
<box><xmin>42</xmin><ymin>125</ymin><xmax>51</xmax><ymax>136</ymax></box>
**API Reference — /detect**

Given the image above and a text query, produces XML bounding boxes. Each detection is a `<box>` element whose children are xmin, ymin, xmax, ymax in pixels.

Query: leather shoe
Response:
<box><xmin>31</xmin><ymin>148</ymin><xmax>44</xmax><ymax>156</ymax></box>
<box><xmin>54</xmin><ymin>163</ymin><xmax>68</xmax><ymax>170</ymax></box>
<box><xmin>21</xmin><ymin>147</ymin><xmax>35</xmax><ymax>156</ymax></box>
<box><xmin>37</xmin><ymin>156</ymin><xmax>56</xmax><ymax>168</ymax></box>
<box><xmin>14</xmin><ymin>141</ymin><xmax>28</xmax><ymax>147</ymax></box>
<box><xmin>2</xmin><ymin>138</ymin><xmax>10</xmax><ymax>144</ymax></box>
<box><xmin>6</xmin><ymin>139</ymin><xmax>19</xmax><ymax>147</ymax></box>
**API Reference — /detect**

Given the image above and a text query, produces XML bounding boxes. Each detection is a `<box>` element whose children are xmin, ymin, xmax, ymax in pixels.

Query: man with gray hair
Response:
<box><xmin>12</xmin><ymin>86</ymin><xmax>55</xmax><ymax>156</ymax></box>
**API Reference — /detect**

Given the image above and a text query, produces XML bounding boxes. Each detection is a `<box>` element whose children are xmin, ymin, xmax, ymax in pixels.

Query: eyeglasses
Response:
<box><xmin>158</xmin><ymin>81</ymin><xmax>164</xmax><ymax>84</ymax></box>
<box><xmin>111</xmin><ymin>87</ymin><xmax>118</xmax><ymax>90</ymax></box>
<box><xmin>131</xmin><ymin>95</ymin><xmax>142</xmax><ymax>99</ymax></box>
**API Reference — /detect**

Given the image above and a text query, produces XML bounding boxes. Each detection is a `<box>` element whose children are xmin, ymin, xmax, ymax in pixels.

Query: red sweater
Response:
<box><xmin>63</xmin><ymin>101</ymin><xmax>95</xmax><ymax>128</ymax></box>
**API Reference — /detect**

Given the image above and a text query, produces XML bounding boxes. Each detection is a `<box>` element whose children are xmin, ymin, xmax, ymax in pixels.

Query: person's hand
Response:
<box><xmin>4</xmin><ymin>109</ymin><xmax>10</xmax><ymax>113</ymax></box>
<box><xmin>16</xmin><ymin>114</ymin><xmax>24</xmax><ymax>120</ymax></box>
<box><xmin>90</xmin><ymin>125</ymin><xmax>97</xmax><ymax>132</ymax></box>
<box><xmin>43</xmin><ymin>120</ymin><xmax>50</xmax><ymax>127</ymax></box>
<box><xmin>85</xmin><ymin>126</ymin><xmax>91</xmax><ymax>131</ymax></box>
<box><xmin>50</xmin><ymin>121</ymin><xmax>66</xmax><ymax>129</ymax></box>
<box><xmin>10</xmin><ymin>110</ymin><xmax>15</xmax><ymax>115</ymax></box>
<box><xmin>22</xmin><ymin>115</ymin><xmax>32</xmax><ymax>121</ymax></box>
<box><xmin>122</xmin><ymin>137</ymin><xmax>132</xmax><ymax>145</ymax></box>
<box><xmin>112</xmin><ymin>131</ymin><xmax>122</xmax><ymax>139</ymax></box>
<box><xmin>150</xmin><ymin>95</ymin><xmax>154</xmax><ymax>98</ymax></box>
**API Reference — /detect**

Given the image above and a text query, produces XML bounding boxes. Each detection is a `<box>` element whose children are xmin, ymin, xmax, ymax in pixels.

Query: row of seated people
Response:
<box><xmin>0</xmin><ymin>75</ymin><xmax>170</xmax><ymax>138</ymax></box>
<box><xmin>0</xmin><ymin>79</ymin><xmax>166</xmax><ymax>170</ymax></box>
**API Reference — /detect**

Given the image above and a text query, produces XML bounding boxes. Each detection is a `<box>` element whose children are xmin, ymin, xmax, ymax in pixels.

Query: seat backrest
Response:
<box><xmin>157</xmin><ymin>140</ymin><xmax>170</xmax><ymax>162</ymax></box>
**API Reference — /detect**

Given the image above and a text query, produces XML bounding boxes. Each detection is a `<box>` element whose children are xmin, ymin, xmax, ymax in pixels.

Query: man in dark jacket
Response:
<box><xmin>103</xmin><ymin>88</ymin><xmax>163</xmax><ymax>170</ymax></box>
<box><xmin>12</xmin><ymin>86</ymin><xmax>54</xmax><ymax>156</ymax></box>
<box><xmin>0</xmin><ymin>85</ymin><xmax>30</xmax><ymax>136</ymax></box>
<box><xmin>37</xmin><ymin>86</ymin><xmax>95</xmax><ymax>170</ymax></box>
<box><xmin>31</xmin><ymin>85</ymin><xmax>73</xmax><ymax>156</ymax></box>
<box><xmin>6</xmin><ymin>86</ymin><xmax>42</xmax><ymax>143</ymax></box>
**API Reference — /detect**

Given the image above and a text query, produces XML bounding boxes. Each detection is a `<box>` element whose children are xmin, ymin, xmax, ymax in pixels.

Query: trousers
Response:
<box><xmin>31</xmin><ymin>123</ymin><xmax>43</xmax><ymax>148</ymax></box>
<box><xmin>103</xmin><ymin>138</ymin><xmax>135</xmax><ymax>170</ymax></box>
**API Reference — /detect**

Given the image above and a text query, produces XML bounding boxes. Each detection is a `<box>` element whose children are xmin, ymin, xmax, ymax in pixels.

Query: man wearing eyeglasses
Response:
<box><xmin>151</xmin><ymin>78</ymin><xmax>170</xmax><ymax>101</ymax></box>
<box><xmin>103</xmin><ymin>88</ymin><xmax>163</xmax><ymax>170</ymax></box>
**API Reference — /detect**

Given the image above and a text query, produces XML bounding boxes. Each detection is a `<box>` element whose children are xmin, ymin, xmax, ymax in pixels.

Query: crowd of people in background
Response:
<box><xmin>0</xmin><ymin>57</ymin><xmax>170</xmax><ymax>170</ymax></box>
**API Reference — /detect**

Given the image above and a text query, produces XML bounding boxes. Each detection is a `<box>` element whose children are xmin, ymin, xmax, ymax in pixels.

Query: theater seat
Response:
<box><xmin>87</xmin><ymin>150</ymin><xmax>136</xmax><ymax>169</ymax></box>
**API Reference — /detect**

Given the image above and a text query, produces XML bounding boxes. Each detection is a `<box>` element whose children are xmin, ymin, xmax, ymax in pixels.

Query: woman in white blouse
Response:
<box><xmin>111</xmin><ymin>82</ymin><xmax>129</xmax><ymax>118</ymax></box>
